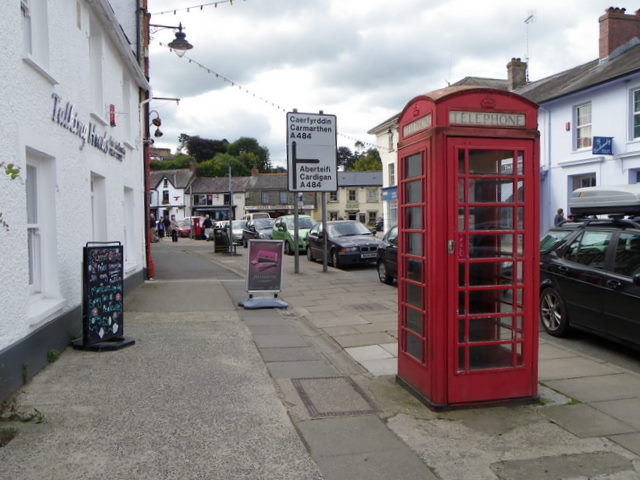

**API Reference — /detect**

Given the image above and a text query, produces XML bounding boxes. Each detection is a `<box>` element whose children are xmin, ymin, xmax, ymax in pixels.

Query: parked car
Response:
<box><xmin>539</xmin><ymin>216</ymin><xmax>640</xmax><ymax>348</ymax></box>
<box><xmin>271</xmin><ymin>215</ymin><xmax>315</xmax><ymax>254</ymax></box>
<box><xmin>243</xmin><ymin>212</ymin><xmax>271</xmax><ymax>222</ymax></box>
<box><xmin>376</xmin><ymin>226</ymin><xmax>398</xmax><ymax>284</ymax></box>
<box><xmin>242</xmin><ymin>217</ymin><xmax>275</xmax><ymax>246</ymax></box>
<box><xmin>230</xmin><ymin>220</ymin><xmax>247</xmax><ymax>245</ymax></box>
<box><xmin>177</xmin><ymin>216</ymin><xmax>207</xmax><ymax>238</ymax></box>
<box><xmin>306</xmin><ymin>220</ymin><xmax>383</xmax><ymax>268</ymax></box>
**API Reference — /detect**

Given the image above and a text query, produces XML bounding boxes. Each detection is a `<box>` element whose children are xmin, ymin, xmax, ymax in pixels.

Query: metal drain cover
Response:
<box><xmin>291</xmin><ymin>376</ymin><xmax>378</xmax><ymax>418</ymax></box>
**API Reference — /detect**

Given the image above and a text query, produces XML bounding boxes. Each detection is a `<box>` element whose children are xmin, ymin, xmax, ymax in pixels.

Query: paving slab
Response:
<box><xmin>252</xmin><ymin>334</ymin><xmax>309</xmax><ymax>348</ymax></box>
<box><xmin>609</xmin><ymin>432</ymin><xmax>640</xmax><ymax>456</ymax></box>
<box><xmin>345</xmin><ymin>345</ymin><xmax>394</xmax><ymax>362</ymax></box>
<box><xmin>291</xmin><ymin>376</ymin><xmax>377</xmax><ymax>418</ymax></box>
<box><xmin>538</xmin><ymin>341</ymin><xmax>579</xmax><ymax>360</ymax></box>
<box><xmin>538</xmin><ymin>356</ymin><xmax>620</xmax><ymax>381</ymax></box>
<box><xmin>357</xmin><ymin>357</ymin><xmax>397</xmax><ymax>376</ymax></box>
<box><xmin>591</xmin><ymin>398</ymin><xmax>640</xmax><ymax>430</ymax></box>
<box><xmin>545</xmin><ymin>373</ymin><xmax>640</xmax><ymax>403</ymax></box>
<box><xmin>333</xmin><ymin>332</ymin><xmax>397</xmax><ymax>348</ymax></box>
<box><xmin>313</xmin><ymin>449</ymin><xmax>438</xmax><ymax>480</ymax></box>
<box><xmin>491</xmin><ymin>451</ymin><xmax>634</xmax><ymax>480</ymax></box>
<box><xmin>541</xmin><ymin>403</ymin><xmax>636</xmax><ymax>437</ymax></box>
<box><xmin>246</xmin><ymin>324</ymin><xmax>295</xmax><ymax>336</ymax></box>
<box><xmin>380</xmin><ymin>342</ymin><xmax>398</xmax><ymax>356</ymax></box>
<box><xmin>265</xmin><ymin>360</ymin><xmax>338</xmax><ymax>379</ymax></box>
<box><xmin>259</xmin><ymin>347</ymin><xmax>321</xmax><ymax>362</ymax></box>
<box><xmin>297</xmin><ymin>416</ymin><xmax>416</xmax><ymax>457</ymax></box>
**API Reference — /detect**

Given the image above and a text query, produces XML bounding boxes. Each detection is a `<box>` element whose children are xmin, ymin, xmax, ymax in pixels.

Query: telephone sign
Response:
<box><xmin>286</xmin><ymin>112</ymin><xmax>337</xmax><ymax>192</ymax></box>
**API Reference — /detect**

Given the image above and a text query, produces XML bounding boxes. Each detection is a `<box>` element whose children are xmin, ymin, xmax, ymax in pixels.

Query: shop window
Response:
<box><xmin>575</xmin><ymin>102</ymin><xmax>592</xmax><ymax>150</ymax></box>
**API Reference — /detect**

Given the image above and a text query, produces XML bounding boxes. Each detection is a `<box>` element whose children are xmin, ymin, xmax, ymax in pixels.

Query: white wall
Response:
<box><xmin>541</xmin><ymin>76</ymin><xmax>640</xmax><ymax>232</ymax></box>
<box><xmin>0</xmin><ymin>0</ymin><xmax>146</xmax><ymax>351</ymax></box>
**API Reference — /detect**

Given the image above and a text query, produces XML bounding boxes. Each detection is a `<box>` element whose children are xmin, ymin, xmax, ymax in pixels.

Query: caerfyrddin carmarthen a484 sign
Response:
<box><xmin>286</xmin><ymin>112</ymin><xmax>337</xmax><ymax>192</ymax></box>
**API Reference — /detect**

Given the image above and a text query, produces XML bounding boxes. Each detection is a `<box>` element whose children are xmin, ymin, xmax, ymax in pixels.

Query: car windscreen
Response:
<box><xmin>328</xmin><ymin>222</ymin><xmax>372</xmax><ymax>237</ymax></box>
<box><xmin>285</xmin><ymin>217</ymin><xmax>314</xmax><ymax>229</ymax></box>
<box><xmin>232</xmin><ymin>221</ymin><xmax>246</xmax><ymax>229</ymax></box>
<box><xmin>254</xmin><ymin>218</ymin><xmax>275</xmax><ymax>229</ymax></box>
<box><xmin>540</xmin><ymin>229</ymin><xmax>573</xmax><ymax>253</ymax></box>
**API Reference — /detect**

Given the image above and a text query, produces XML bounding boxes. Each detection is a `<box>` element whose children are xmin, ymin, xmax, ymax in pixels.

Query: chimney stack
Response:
<box><xmin>507</xmin><ymin>58</ymin><xmax>527</xmax><ymax>90</ymax></box>
<box><xmin>599</xmin><ymin>7</ymin><xmax>640</xmax><ymax>59</ymax></box>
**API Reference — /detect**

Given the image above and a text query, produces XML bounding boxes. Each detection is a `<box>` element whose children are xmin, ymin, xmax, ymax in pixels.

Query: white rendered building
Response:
<box><xmin>0</xmin><ymin>0</ymin><xmax>148</xmax><ymax>400</ymax></box>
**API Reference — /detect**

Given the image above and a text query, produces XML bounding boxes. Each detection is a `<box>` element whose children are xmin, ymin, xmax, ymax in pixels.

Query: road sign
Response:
<box><xmin>286</xmin><ymin>111</ymin><xmax>337</xmax><ymax>192</ymax></box>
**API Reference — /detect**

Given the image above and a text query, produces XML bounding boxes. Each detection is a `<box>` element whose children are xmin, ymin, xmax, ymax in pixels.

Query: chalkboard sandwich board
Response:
<box><xmin>72</xmin><ymin>242</ymin><xmax>135</xmax><ymax>351</ymax></box>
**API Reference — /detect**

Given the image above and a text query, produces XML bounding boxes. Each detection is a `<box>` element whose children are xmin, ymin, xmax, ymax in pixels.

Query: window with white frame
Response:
<box><xmin>26</xmin><ymin>164</ymin><xmax>41</xmax><ymax>295</ymax></box>
<box><xmin>89</xmin><ymin>16</ymin><xmax>104</xmax><ymax>116</ymax></box>
<box><xmin>123</xmin><ymin>187</ymin><xmax>135</xmax><ymax>265</ymax></box>
<box><xmin>633</xmin><ymin>89</ymin><xmax>640</xmax><ymax>139</ymax></box>
<box><xmin>388</xmin><ymin>129</ymin><xmax>394</xmax><ymax>151</ymax></box>
<box><xmin>25</xmin><ymin>149</ymin><xmax>59</xmax><ymax>307</ymax></box>
<box><xmin>571</xmin><ymin>173</ymin><xmax>596</xmax><ymax>191</ymax></box>
<box><xmin>261</xmin><ymin>191</ymin><xmax>270</xmax><ymax>204</ymax></box>
<box><xmin>367</xmin><ymin>188</ymin><xmax>378</xmax><ymax>203</ymax></box>
<box><xmin>279</xmin><ymin>191</ymin><xmax>288</xmax><ymax>204</ymax></box>
<box><xmin>91</xmin><ymin>173</ymin><xmax>107</xmax><ymax>241</ymax></box>
<box><xmin>348</xmin><ymin>189</ymin><xmax>357</xmax><ymax>201</ymax></box>
<box><xmin>388</xmin><ymin>163</ymin><xmax>395</xmax><ymax>186</ymax></box>
<box><xmin>329</xmin><ymin>191</ymin><xmax>338</xmax><ymax>202</ymax></box>
<box><xmin>575</xmin><ymin>102</ymin><xmax>592</xmax><ymax>149</ymax></box>
<box><xmin>22</xmin><ymin>0</ymin><xmax>49</xmax><ymax>69</ymax></box>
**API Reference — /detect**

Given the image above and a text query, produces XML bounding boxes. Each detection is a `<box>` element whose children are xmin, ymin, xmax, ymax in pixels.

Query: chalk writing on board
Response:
<box><xmin>84</xmin><ymin>245</ymin><xmax>123</xmax><ymax>344</ymax></box>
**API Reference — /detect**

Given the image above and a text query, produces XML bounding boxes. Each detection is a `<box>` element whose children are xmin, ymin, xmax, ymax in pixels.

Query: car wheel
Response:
<box><xmin>540</xmin><ymin>287</ymin><xmax>570</xmax><ymax>337</ymax></box>
<box><xmin>377</xmin><ymin>260</ymin><xmax>393</xmax><ymax>285</ymax></box>
<box><xmin>331</xmin><ymin>249</ymin><xmax>341</xmax><ymax>269</ymax></box>
<box><xmin>306</xmin><ymin>246</ymin><xmax>314</xmax><ymax>262</ymax></box>
<box><xmin>284</xmin><ymin>241</ymin><xmax>292</xmax><ymax>255</ymax></box>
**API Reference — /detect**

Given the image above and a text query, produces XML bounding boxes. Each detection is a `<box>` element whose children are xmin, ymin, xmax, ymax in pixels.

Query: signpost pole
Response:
<box><xmin>294</xmin><ymin>193</ymin><xmax>300</xmax><ymax>273</ymax></box>
<box><xmin>322</xmin><ymin>192</ymin><xmax>327</xmax><ymax>272</ymax></box>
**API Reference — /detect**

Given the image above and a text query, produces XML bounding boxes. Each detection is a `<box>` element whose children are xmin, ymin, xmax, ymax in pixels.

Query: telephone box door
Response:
<box><xmin>447</xmin><ymin>138</ymin><xmax>538</xmax><ymax>404</ymax></box>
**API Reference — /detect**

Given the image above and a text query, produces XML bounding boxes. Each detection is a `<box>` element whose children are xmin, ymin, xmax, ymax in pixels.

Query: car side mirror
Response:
<box><xmin>633</xmin><ymin>273</ymin><xmax>640</xmax><ymax>287</ymax></box>
<box><xmin>390</xmin><ymin>237</ymin><xmax>398</xmax><ymax>246</ymax></box>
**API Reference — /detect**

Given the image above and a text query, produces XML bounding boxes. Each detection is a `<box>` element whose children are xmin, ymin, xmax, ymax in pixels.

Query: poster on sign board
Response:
<box><xmin>246</xmin><ymin>240</ymin><xmax>284</xmax><ymax>293</ymax></box>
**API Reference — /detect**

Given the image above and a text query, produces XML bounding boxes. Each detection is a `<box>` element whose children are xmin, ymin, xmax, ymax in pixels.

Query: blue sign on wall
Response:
<box><xmin>382</xmin><ymin>186</ymin><xmax>397</xmax><ymax>202</ymax></box>
<box><xmin>592</xmin><ymin>137</ymin><xmax>613</xmax><ymax>155</ymax></box>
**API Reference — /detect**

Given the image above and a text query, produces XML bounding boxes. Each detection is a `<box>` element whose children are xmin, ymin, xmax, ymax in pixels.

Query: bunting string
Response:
<box><xmin>154</xmin><ymin>40</ymin><xmax>388</xmax><ymax>151</ymax></box>
<box><xmin>151</xmin><ymin>0</ymin><xmax>244</xmax><ymax>16</ymax></box>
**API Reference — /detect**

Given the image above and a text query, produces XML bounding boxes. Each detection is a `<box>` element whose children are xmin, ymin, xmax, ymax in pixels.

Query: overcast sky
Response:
<box><xmin>147</xmin><ymin>0</ymin><xmax>618</xmax><ymax>166</ymax></box>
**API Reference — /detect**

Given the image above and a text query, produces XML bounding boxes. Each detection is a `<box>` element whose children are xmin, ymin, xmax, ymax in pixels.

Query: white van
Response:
<box><xmin>243</xmin><ymin>212</ymin><xmax>271</xmax><ymax>221</ymax></box>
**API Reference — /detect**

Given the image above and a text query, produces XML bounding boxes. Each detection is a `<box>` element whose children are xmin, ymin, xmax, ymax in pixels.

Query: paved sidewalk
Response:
<box><xmin>3</xmin><ymin>238</ymin><xmax>640</xmax><ymax>479</ymax></box>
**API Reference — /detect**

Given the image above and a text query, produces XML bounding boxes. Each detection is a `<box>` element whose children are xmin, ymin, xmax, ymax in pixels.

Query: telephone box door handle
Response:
<box><xmin>448</xmin><ymin>240</ymin><xmax>455</xmax><ymax>254</ymax></box>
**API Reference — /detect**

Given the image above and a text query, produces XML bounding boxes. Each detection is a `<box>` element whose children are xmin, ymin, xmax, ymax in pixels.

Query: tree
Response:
<box><xmin>196</xmin><ymin>153</ymin><xmax>250</xmax><ymax>177</ymax></box>
<box><xmin>337</xmin><ymin>146</ymin><xmax>355</xmax><ymax>171</ymax></box>
<box><xmin>150</xmin><ymin>153</ymin><xmax>195</xmax><ymax>171</ymax></box>
<box><xmin>226</xmin><ymin>137</ymin><xmax>271</xmax><ymax>172</ymax></box>
<box><xmin>180</xmin><ymin>134</ymin><xmax>228</xmax><ymax>162</ymax></box>
<box><xmin>350</xmin><ymin>148</ymin><xmax>382</xmax><ymax>172</ymax></box>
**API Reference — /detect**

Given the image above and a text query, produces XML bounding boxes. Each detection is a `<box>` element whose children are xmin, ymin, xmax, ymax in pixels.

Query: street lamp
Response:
<box><xmin>149</xmin><ymin>22</ymin><xmax>193</xmax><ymax>57</ymax></box>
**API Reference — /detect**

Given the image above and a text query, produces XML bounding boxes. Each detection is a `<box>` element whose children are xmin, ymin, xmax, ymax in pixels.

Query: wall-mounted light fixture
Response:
<box><xmin>149</xmin><ymin>22</ymin><xmax>193</xmax><ymax>57</ymax></box>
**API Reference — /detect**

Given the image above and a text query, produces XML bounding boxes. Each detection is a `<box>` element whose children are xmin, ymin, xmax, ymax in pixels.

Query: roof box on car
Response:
<box><xmin>569</xmin><ymin>184</ymin><xmax>640</xmax><ymax>216</ymax></box>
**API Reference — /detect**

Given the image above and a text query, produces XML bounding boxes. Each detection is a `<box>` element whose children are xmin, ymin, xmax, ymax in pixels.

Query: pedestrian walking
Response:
<box><xmin>170</xmin><ymin>215</ymin><xmax>179</xmax><ymax>242</ymax></box>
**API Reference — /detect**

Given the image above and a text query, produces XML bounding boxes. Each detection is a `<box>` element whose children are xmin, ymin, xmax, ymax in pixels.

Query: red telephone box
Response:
<box><xmin>396</xmin><ymin>86</ymin><xmax>540</xmax><ymax>408</ymax></box>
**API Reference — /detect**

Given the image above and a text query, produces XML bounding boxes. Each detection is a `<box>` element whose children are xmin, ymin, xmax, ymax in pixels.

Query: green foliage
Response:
<box><xmin>1</xmin><ymin>162</ymin><xmax>20</xmax><ymax>231</ymax></box>
<box><xmin>47</xmin><ymin>350</ymin><xmax>60</xmax><ymax>364</ymax></box>
<box><xmin>350</xmin><ymin>148</ymin><xmax>382</xmax><ymax>171</ymax></box>
<box><xmin>0</xmin><ymin>402</ymin><xmax>44</xmax><ymax>424</ymax></box>
<box><xmin>226</xmin><ymin>137</ymin><xmax>271</xmax><ymax>172</ymax></box>
<box><xmin>180</xmin><ymin>134</ymin><xmax>228</xmax><ymax>162</ymax></box>
<box><xmin>150</xmin><ymin>153</ymin><xmax>195</xmax><ymax>171</ymax></box>
<box><xmin>196</xmin><ymin>153</ymin><xmax>250</xmax><ymax>177</ymax></box>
